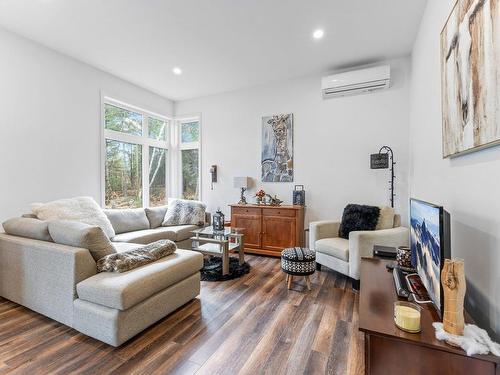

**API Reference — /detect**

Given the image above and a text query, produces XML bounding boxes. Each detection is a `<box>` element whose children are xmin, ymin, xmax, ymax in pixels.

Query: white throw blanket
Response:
<box><xmin>433</xmin><ymin>322</ymin><xmax>500</xmax><ymax>357</ymax></box>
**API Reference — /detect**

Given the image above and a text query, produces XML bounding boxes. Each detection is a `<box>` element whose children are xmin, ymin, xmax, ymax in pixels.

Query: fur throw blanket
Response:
<box><xmin>433</xmin><ymin>322</ymin><xmax>500</xmax><ymax>357</ymax></box>
<box><xmin>97</xmin><ymin>240</ymin><xmax>177</xmax><ymax>273</ymax></box>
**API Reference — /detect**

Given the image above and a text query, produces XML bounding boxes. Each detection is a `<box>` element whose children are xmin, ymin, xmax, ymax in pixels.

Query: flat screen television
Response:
<box><xmin>409</xmin><ymin>198</ymin><xmax>451</xmax><ymax>317</ymax></box>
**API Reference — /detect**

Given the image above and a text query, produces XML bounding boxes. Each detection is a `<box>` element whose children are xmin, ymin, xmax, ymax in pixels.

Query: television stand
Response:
<box><xmin>359</xmin><ymin>257</ymin><xmax>499</xmax><ymax>375</ymax></box>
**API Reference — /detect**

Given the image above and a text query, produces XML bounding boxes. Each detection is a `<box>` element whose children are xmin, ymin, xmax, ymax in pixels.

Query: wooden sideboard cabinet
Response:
<box><xmin>230</xmin><ymin>204</ymin><xmax>305</xmax><ymax>257</ymax></box>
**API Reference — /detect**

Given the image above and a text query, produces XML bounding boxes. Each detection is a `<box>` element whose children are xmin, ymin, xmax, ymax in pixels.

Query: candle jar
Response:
<box><xmin>394</xmin><ymin>301</ymin><xmax>422</xmax><ymax>333</ymax></box>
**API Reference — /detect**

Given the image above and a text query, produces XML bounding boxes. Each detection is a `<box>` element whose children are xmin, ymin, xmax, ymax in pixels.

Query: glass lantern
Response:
<box><xmin>212</xmin><ymin>209</ymin><xmax>225</xmax><ymax>232</ymax></box>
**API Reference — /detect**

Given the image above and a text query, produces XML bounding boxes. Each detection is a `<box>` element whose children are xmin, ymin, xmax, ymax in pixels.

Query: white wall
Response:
<box><xmin>0</xmin><ymin>28</ymin><xmax>174</xmax><ymax>222</ymax></box>
<box><xmin>410</xmin><ymin>1</ymin><xmax>500</xmax><ymax>338</ymax></box>
<box><xmin>175</xmin><ymin>57</ymin><xmax>411</xmax><ymax>225</ymax></box>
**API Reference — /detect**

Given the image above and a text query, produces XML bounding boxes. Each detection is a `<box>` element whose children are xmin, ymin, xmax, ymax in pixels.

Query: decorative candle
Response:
<box><xmin>394</xmin><ymin>301</ymin><xmax>421</xmax><ymax>333</ymax></box>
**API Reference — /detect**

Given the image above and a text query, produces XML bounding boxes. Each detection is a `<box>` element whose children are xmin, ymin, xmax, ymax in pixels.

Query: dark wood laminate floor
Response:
<box><xmin>0</xmin><ymin>255</ymin><xmax>364</xmax><ymax>375</ymax></box>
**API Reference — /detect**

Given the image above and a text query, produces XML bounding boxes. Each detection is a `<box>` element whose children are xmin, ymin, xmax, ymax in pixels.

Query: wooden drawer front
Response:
<box><xmin>232</xmin><ymin>207</ymin><xmax>261</xmax><ymax>216</ymax></box>
<box><xmin>262</xmin><ymin>208</ymin><xmax>296</xmax><ymax>217</ymax></box>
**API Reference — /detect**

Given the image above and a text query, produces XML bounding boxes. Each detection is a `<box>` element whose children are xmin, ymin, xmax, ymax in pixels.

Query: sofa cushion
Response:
<box><xmin>145</xmin><ymin>205</ymin><xmax>168</xmax><ymax>228</ymax></box>
<box><xmin>103</xmin><ymin>208</ymin><xmax>150</xmax><ymax>234</ymax></box>
<box><xmin>376</xmin><ymin>206</ymin><xmax>395</xmax><ymax>230</ymax></box>
<box><xmin>48</xmin><ymin>220</ymin><xmax>116</xmax><ymax>261</ymax></box>
<box><xmin>162</xmin><ymin>199</ymin><xmax>206</xmax><ymax>226</ymax></box>
<box><xmin>111</xmin><ymin>225</ymin><xmax>199</xmax><ymax>244</ymax></box>
<box><xmin>315</xmin><ymin>238</ymin><xmax>349</xmax><ymax>262</ymax></box>
<box><xmin>167</xmin><ymin>225</ymin><xmax>199</xmax><ymax>242</ymax></box>
<box><xmin>76</xmin><ymin>249</ymin><xmax>203</xmax><ymax>310</ymax></box>
<box><xmin>31</xmin><ymin>196</ymin><xmax>115</xmax><ymax>238</ymax></box>
<box><xmin>2</xmin><ymin>217</ymin><xmax>53</xmax><ymax>242</ymax></box>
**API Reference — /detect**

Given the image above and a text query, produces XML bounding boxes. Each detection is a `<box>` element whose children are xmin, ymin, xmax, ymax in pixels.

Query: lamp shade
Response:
<box><xmin>233</xmin><ymin>177</ymin><xmax>249</xmax><ymax>189</ymax></box>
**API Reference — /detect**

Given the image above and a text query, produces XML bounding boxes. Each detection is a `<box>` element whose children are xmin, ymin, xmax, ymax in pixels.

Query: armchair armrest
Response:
<box><xmin>309</xmin><ymin>221</ymin><xmax>340</xmax><ymax>250</ymax></box>
<box><xmin>348</xmin><ymin>226</ymin><xmax>409</xmax><ymax>280</ymax></box>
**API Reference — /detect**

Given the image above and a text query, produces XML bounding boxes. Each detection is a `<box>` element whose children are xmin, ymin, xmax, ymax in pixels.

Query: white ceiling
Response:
<box><xmin>0</xmin><ymin>0</ymin><xmax>427</xmax><ymax>100</ymax></box>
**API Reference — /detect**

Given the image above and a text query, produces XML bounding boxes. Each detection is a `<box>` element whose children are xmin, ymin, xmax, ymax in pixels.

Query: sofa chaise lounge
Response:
<box><xmin>0</xmin><ymin>206</ymin><xmax>209</xmax><ymax>346</ymax></box>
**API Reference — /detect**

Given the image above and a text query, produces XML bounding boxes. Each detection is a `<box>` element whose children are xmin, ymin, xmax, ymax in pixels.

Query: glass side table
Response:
<box><xmin>190</xmin><ymin>227</ymin><xmax>245</xmax><ymax>276</ymax></box>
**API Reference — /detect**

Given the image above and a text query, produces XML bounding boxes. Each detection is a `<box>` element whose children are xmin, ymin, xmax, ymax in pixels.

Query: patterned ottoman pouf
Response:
<box><xmin>281</xmin><ymin>247</ymin><xmax>316</xmax><ymax>290</ymax></box>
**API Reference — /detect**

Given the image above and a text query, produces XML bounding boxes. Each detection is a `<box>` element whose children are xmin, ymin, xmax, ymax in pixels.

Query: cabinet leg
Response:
<box><xmin>305</xmin><ymin>275</ymin><xmax>311</xmax><ymax>291</ymax></box>
<box><xmin>316</xmin><ymin>262</ymin><xmax>322</xmax><ymax>271</ymax></box>
<box><xmin>287</xmin><ymin>275</ymin><xmax>293</xmax><ymax>289</ymax></box>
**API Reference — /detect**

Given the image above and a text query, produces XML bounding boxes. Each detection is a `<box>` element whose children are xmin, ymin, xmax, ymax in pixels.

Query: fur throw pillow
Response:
<box><xmin>31</xmin><ymin>196</ymin><xmax>115</xmax><ymax>238</ymax></box>
<box><xmin>162</xmin><ymin>199</ymin><xmax>206</xmax><ymax>226</ymax></box>
<box><xmin>338</xmin><ymin>204</ymin><xmax>380</xmax><ymax>239</ymax></box>
<box><xmin>97</xmin><ymin>240</ymin><xmax>177</xmax><ymax>273</ymax></box>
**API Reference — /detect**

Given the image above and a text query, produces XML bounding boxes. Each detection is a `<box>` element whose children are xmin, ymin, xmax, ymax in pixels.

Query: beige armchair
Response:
<box><xmin>309</xmin><ymin>213</ymin><xmax>408</xmax><ymax>289</ymax></box>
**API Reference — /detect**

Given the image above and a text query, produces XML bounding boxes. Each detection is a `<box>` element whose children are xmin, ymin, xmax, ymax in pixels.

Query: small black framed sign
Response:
<box><xmin>370</xmin><ymin>153</ymin><xmax>389</xmax><ymax>169</ymax></box>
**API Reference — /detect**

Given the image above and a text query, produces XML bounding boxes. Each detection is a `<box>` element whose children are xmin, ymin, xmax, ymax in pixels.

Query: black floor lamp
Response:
<box><xmin>370</xmin><ymin>145</ymin><xmax>395</xmax><ymax>208</ymax></box>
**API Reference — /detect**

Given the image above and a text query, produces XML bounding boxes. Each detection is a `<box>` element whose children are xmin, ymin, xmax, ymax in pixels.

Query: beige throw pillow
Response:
<box><xmin>32</xmin><ymin>196</ymin><xmax>115</xmax><ymax>238</ymax></box>
<box><xmin>145</xmin><ymin>205</ymin><xmax>169</xmax><ymax>228</ymax></box>
<box><xmin>2</xmin><ymin>217</ymin><xmax>53</xmax><ymax>242</ymax></box>
<box><xmin>376</xmin><ymin>206</ymin><xmax>395</xmax><ymax>230</ymax></box>
<box><xmin>48</xmin><ymin>220</ymin><xmax>116</xmax><ymax>261</ymax></box>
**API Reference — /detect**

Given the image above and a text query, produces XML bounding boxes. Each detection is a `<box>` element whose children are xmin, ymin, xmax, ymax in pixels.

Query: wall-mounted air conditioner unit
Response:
<box><xmin>321</xmin><ymin>65</ymin><xmax>390</xmax><ymax>99</ymax></box>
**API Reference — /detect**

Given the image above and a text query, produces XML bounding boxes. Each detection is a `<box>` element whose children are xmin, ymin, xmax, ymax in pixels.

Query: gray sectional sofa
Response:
<box><xmin>0</xmin><ymin>206</ymin><xmax>210</xmax><ymax>346</ymax></box>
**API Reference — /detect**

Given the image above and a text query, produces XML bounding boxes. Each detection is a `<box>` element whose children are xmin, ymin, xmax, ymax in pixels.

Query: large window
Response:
<box><xmin>102</xmin><ymin>97</ymin><xmax>201</xmax><ymax>208</ymax></box>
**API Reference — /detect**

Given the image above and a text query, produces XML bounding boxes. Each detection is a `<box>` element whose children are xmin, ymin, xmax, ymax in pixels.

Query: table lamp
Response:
<box><xmin>233</xmin><ymin>177</ymin><xmax>250</xmax><ymax>205</ymax></box>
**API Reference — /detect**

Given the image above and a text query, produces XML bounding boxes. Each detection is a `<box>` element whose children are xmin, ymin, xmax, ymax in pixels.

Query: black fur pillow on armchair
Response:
<box><xmin>338</xmin><ymin>204</ymin><xmax>381</xmax><ymax>239</ymax></box>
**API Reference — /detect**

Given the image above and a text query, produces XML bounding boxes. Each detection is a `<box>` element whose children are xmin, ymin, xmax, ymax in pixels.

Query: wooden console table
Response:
<box><xmin>359</xmin><ymin>258</ymin><xmax>499</xmax><ymax>374</ymax></box>
<box><xmin>230</xmin><ymin>204</ymin><xmax>305</xmax><ymax>257</ymax></box>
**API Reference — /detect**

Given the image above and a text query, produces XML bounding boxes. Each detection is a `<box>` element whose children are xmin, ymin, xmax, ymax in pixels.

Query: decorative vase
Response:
<box><xmin>441</xmin><ymin>259</ymin><xmax>466</xmax><ymax>336</ymax></box>
<box><xmin>256</xmin><ymin>197</ymin><xmax>262</xmax><ymax>205</ymax></box>
<box><xmin>396</xmin><ymin>246</ymin><xmax>412</xmax><ymax>268</ymax></box>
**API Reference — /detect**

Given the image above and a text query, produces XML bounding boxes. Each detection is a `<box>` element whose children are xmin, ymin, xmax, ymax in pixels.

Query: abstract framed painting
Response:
<box><xmin>440</xmin><ymin>0</ymin><xmax>499</xmax><ymax>158</ymax></box>
<box><xmin>261</xmin><ymin>114</ymin><xmax>293</xmax><ymax>182</ymax></box>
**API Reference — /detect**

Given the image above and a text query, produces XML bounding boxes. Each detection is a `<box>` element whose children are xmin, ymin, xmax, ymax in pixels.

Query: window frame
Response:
<box><xmin>100</xmin><ymin>95</ymin><xmax>171</xmax><ymax>208</ymax></box>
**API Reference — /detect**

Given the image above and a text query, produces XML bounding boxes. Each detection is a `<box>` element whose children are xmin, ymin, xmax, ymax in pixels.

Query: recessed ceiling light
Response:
<box><xmin>173</xmin><ymin>67</ymin><xmax>182</xmax><ymax>75</ymax></box>
<box><xmin>313</xmin><ymin>29</ymin><xmax>324</xmax><ymax>39</ymax></box>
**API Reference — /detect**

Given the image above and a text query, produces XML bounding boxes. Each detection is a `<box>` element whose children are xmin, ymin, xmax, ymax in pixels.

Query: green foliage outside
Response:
<box><xmin>149</xmin><ymin>147</ymin><xmax>167</xmax><ymax>206</ymax></box>
<box><xmin>105</xmin><ymin>104</ymin><xmax>199</xmax><ymax>206</ymax></box>
<box><xmin>181</xmin><ymin>122</ymin><xmax>200</xmax><ymax>143</ymax></box>
<box><xmin>105</xmin><ymin>104</ymin><xmax>142</xmax><ymax>136</ymax></box>
<box><xmin>148</xmin><ymin>117</ymin><xmax>167</xmax><ymax>141</ymax></box>
<box><xmin>182</xmin><ymin>149</ymin><xmax>199</xmax><ymax>200</ymax></box>
<box><xmin>105</xmin><ymin>140</ymin><xmax>142</xmax><ymax>208</ymax></box>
